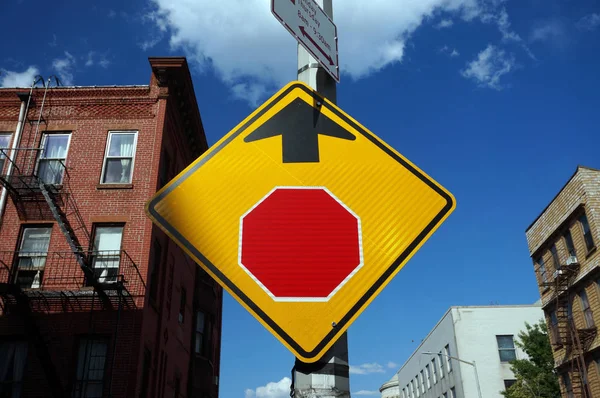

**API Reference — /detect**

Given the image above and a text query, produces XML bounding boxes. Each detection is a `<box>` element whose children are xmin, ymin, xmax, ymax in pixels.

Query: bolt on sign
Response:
<box><xmin>146</xmin><ymin>81</ymin><xmax>456</xmax><ymax>363</ymax></box>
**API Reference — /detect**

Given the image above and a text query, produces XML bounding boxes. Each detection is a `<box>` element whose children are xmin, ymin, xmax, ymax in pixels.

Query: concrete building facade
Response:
<box><xmin>0</xmin><ymin>57</ymin><xmax>222</xmax><ymax>397</ymax></box>
<box><xmin>526</xmin><ymin>165</ymin><xmax>600</xmax><ymax>398</ymax></box>
<box><xmin>385</xmin><ymin>305</ymin><xmax>543</xmax><ymax>398</ymax></box>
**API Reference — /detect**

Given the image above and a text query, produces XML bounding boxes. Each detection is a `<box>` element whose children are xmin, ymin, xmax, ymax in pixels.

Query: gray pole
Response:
<box><xmin>472</xmin><ymin>361</ymin><xmax>483</xmax><ymax>398</ymax></box>
<box><xmin>292</xmin><ymin>1</ymin><xmax>350</xmax><ymax>397</ymax></box>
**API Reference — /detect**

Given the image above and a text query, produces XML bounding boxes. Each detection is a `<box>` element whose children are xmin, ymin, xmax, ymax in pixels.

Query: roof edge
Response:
<box><xmin>525</xmin><ymin>165</ymin><xmax>599</xmax><ymax>233</ymax></box>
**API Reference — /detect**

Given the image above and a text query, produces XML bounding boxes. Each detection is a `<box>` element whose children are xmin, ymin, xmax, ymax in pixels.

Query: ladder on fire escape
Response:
<box><xmin>550</xmin><ymin>257</ymin><xmax>590</xmax><ymax>398</ymax></box>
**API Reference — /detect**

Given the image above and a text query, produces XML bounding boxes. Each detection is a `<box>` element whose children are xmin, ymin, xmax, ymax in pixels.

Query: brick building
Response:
<box><xmin>0</xmin><ymin>57</ymin><xmax>223</xmax><ymax>397</ymax></box>
<box><xmin>526</xmin><ymin>165</ymin><xmax>600</xmax><ymax>398</ymax></box>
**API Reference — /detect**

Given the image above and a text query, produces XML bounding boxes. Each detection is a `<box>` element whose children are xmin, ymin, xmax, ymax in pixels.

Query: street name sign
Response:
<box><xmin>146</xmin><ymin>81</ymin><xmax>455</xmax><ymax>362</ymax></box>
<box><xmin>272</xmin><ymin>0</ymin><xmax>340</xmax><ymax>82</ymax></box>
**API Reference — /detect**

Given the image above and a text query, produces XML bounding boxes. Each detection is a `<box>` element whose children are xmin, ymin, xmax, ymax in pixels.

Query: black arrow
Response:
<box><xmin>244</xmin><ymin>98</ymin><xmax>356</xmax><ymax>163</ymax></box>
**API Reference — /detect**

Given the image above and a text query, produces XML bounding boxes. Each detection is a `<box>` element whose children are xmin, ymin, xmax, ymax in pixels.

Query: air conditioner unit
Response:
<box><xmin>566</xmin><ymin>255</ymin><xmax>579</xmax><ymax>266</ymax></box>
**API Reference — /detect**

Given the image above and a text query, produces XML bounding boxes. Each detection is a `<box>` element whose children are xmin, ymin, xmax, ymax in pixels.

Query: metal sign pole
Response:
<box><xmin>293</xmin><ymin>1</ymin><xmax>350</xmax><ymax>397</ymax></box>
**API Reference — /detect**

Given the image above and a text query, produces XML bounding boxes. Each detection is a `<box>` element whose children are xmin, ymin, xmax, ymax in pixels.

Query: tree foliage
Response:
<box><xmin>501</xmin><ymin>320</ymin><xmax>561</xmax><ymax>398</ymax></box>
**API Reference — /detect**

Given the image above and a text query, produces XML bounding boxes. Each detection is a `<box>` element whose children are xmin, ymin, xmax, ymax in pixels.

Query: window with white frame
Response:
<box><xmin>0</xmin><ymin>133</ymin><xmax>11</xmax><ymax>174</ymax></box>
<box><xmin>438</xmin><ymin>352</ymin><xmax>445</xmax><ymax>378</ymax></box>
<box><xmin>444</xmin><ymin>344</ymin><xmax>452</xmax><ymax>372</ymax></box>
<box><xmin>90</xmin><ymin>225</ymin><xmax>123</xmax><ymax>284</ymax></box>
<box><xmin>37</xmin><ymin>133</ymin><xmax>70</xmax><ymax>184</ymax></box>
<box><xmin>16</xmin><ymin>226</ymin><xmax>52</xmax><ymax>289</ymax></box>
<box><xmin>425</xmin><ymin>364</ymin><xmax>431</xmax><ymax>388</ymax></box>
<box><xmin>73</xmin><ymin>337</ymin><xmax>108</xmax><ymax>398</ymax></box>
<box><xmin>497</xmin><ymin>335</ymin><xmax>517</xmax><ymax>362</ymax></box>
<box><xmin>100</xmin><ymin>131</ymin><xmax>137</xmax><ymax>184</ymax></box>
<box><xmin>537</xmin><ymin>256</ymin><xmax>547</xmax><ymax>283</ymax></box>
<box><xmin>419</xmin><ymin>371</ymin><xmax>425</xmax><ymax>394</ymax></box>
<box><xmin>450</xmin><ymin>387</ymin><xmax>456</xmax><ymax>398</ymax></box>
<box><xmin>431</xmin><ymin>358</ymin><xmax>437</xmax><ymax>383</ymax></box>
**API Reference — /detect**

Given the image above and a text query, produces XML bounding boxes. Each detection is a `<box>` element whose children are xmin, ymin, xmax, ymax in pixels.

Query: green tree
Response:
<box><xmin>502</xmin><ymin>320</ymin><xmax>561</xmax><ymax>398</ymax></box>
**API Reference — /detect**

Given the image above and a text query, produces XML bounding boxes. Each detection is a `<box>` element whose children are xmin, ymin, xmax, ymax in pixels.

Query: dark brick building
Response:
<box><xmin>526</xmin><ymin>166</ymin><xmax>600</xmax><ymax>398</ymax></box>
<box><xmin>0</xmin><ymin>57</ymin><xmax>222</xmax><ymax>397</ymax></box>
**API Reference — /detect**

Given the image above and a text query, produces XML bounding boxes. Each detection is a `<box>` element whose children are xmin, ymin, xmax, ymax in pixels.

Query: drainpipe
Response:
<box><xmin>0</xmin><ymin>92</ymin><xmax>29</xmax><ymax>222</ymax></box>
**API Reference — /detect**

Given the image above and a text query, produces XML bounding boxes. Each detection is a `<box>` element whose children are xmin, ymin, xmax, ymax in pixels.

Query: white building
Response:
<box><xmin>381</xmin><ymin>305</ymin><xmax>544</xmax><ymax>398</ymax></box>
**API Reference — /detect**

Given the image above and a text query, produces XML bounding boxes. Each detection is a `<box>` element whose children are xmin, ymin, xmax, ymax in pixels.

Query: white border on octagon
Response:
<box><xmin>238</xmin><ymin>186</ymin><xmax>364</xmax><ymax>302</ymax></box>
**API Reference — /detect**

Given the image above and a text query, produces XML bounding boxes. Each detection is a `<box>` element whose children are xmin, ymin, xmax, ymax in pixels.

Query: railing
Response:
<box><xmin>0</xmin><ymin>148</ymin><xmax>90</xmax><ymax>244</ymax></box>
<box><xmin>535</xmin><ymin>246</ymin><xmax>580</xmax><ymax>290</ymax></box>
<box><xmin>0</xmin><ymin>250</ymin><xmax>145</xmax><ymax>298</ymax></box>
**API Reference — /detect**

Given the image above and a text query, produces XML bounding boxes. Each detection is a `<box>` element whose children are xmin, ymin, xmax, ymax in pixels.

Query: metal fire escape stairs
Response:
<box><xmin>0</xmin><ymin>75</ymin><xmax>118</xmax><ymax>397</ymax></box>
<box><xmin>547</xmin><ymin>255</ymin><xmax>594</xmax><ymax>398</ymax></box>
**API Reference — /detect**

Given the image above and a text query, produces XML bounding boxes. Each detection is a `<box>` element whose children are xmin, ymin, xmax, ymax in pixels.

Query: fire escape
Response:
<box><xmin>0</xmin><ymin>76</ymin><xmax>146</xmax><ymax>397</ymax></box>
<box><xmin>540</xmin><ymin>248</ymin><xmax>597</xmax><ymax>398</ymax></box>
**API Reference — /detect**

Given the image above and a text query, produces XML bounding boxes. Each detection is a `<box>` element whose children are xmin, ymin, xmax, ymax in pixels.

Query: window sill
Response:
<box><xmin>96</xmin><ymin>183</ymin><xmax>133</xmax><ymax>190</ymax></box>
<box><xmin>586</xmin><ymin>246</ymin><xmax>597</xmax><ymax>259</ymax></box>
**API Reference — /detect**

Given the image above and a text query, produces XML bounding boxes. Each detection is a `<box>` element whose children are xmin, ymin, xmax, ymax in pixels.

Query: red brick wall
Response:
<box><xmin>0</xmin><ymin>60</ymin><xmax>222</xmax><ymax>398</ymax></box>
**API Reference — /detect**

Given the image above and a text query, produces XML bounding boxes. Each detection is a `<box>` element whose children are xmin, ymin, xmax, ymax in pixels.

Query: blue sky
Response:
<box><xmin>2</xmin><ymin>0</ymin><xmax>600</xmax><ymax>396</ymax></box>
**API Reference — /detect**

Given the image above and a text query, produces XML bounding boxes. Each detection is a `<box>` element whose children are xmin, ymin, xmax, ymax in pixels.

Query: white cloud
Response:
<box><xmin>85</xmin><ymin>51</ymin><xmax>111</xmax><ymax>68</ymax></box>
<box><xmin>435</xmin><ymin>19</ymin><xmax>454</xmax><ymax>29</ymax></box>
<box><xmin>108</xmin><ymin>9</ymin><xmax>117</xmax><ymax>18</ymax></box>
<box><xmin>0</xmin><ymin>66</ymin><xmax>40</xmax><ymax>88</ymax></box>
<box><xmin>354</xmin><ymin>390</ymin><xmax>379</xmax><ymax>396</ymax></box>
<box><xmin>461</xmin><ymin>44</ymin><xmax>515</xmax><ymax>90</ymax></box>
<box><xmin>530</xmin><ymin>20</ymin><xmax>566</xmax><ymax>43</ymax></box>
<box><xmin>440</xmin><ymin>45</ymin><xmax>460</xmax><ymax>57</ymax></box>
<box><xmin>49</xmin><ymin>34</ymin><xmax>57</xmax><ymax>47</ymax></box>
<box><xmin>145</xmin><ymin>0</ymin><xmax>520</xmax><ymax>104</ymax></box>
<box><xmin>350</xmin><ymin>363</ymin><xmax>386</xmax><ymax>375</ymax></box>
<box><xmin>576</xmin><ymin>13</ymin><xmax>600</xmax><ymax>32</ymax></box>
<box><xmin>245</xmin><ymin>377</ymin><xmax>291</xmax><ymax>398</ymax></box>
<box><xmin>387</xmin><ymin>361</ymin><xmax>399</xmax><ymax>369</ymax></box>
<box><xmin>52</xmin><ymin>51</ymin><xmax>76</xmax><ymax>86</ymax></box>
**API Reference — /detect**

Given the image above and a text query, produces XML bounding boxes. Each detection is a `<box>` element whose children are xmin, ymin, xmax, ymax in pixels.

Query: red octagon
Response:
<box><xmin>239</xmin><ymin>187</ymin><xmax>362</xmax><ymax>301</ymax></box>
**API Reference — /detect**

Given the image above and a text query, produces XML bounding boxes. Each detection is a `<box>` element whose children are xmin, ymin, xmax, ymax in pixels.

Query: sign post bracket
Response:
<box><xmin>292</xmin><ymin>1</ymin><xmax>351</xmax><ymax>397</ymax></box>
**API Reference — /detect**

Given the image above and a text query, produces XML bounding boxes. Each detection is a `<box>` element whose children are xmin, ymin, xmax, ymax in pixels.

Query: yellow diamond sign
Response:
<box><xmin>146</xmin><ymin>81</ymin><xmax>455</xmax><ymax>363</ymax></box>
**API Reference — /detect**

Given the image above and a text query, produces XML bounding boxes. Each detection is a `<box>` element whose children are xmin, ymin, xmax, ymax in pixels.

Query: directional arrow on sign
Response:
<box><xmin>244</xmin><ymin>98</ymin><xmax>355</xmax><ymax>163</ymax></box>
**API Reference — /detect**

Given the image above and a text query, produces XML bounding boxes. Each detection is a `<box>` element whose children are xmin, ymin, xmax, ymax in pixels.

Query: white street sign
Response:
<box><xmin>272</xmin><ymin>0</ymin><xmax>340</xmax><ymax>82</ymax></box>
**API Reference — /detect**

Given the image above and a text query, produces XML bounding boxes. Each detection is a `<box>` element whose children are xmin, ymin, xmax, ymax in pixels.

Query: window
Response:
<box><xmin>550</xmin><ymin>244</ymin><xmax>560</xmax><ymax>269</ymax></box>
<box><xmin>0</xmin><ymin>341</ymin><xmax>28</xmax><ymax>397</ymax></box>
<box><xmin>178</xmin><ymin>286</ymin><xmax>186</xmax><ymax>324</ymax></box>
<box><xmin>579</xmin><ymin>213</ymin><xmax>595</xmax><ymax>252</ymax></box>
<box><xmin>444</xmin><ymin>344</ymin><xmax>452</xmax><ymax>372</ymax></box>
<box><xmin>15</xmin><ymin>227</ymin><xmax>51</xmax><ymax>289</ymax></box>
<box><xmin>504</xmin><ymin>379</ymin><xmax>516</xmax><ymax>390</ymax></box>
<box><xmin>443</xmin><ymin>393</ymin><xmax>448</xmax><ymax>398</ymax></box>
<box><xmin>562</xmin><ymin>373</ymin><xmax>574</xmax><ymax>398</ymax></box>
<box><xmin>159</xmin><ymin>149</ymin><xmax>172</xmax><ymax>189</ymax></box>
<box><xmin>419</xmin><ymin>371</ymin><xmax>425</xmax><ymax>394</ymax></box>
<box><xmin>564</xmin><ymin>229</ymin><xmax>576</xmax><ymax>257</ymax></box>
<box><xmin>90</xmin><ymin>225</ymin><xmax>123</xmax><ymax>284</ymax></box>
<box><xmin>139</xmin><ymin>348</ymin><xmax>151</xmax><ymax>398</ymax></box>
<box><xmin>537</xmin><ymin>257</ymin><xmax>547</xmax><ymax>283</ymax></box>
<box><xmin>431</xmin><ymin>358</ymin><xmax>437</xmax><ymax>383</ymax></box>
<box><xmin>425</xmin><ymin>364</ymin><xmax>431</xmax><ymax>388</ymax></box>
<box><xmin>148</xmin><ymin>240</ymin><xmax>162</xmax><ymax>302</ymax></box>
<box><xmin>496</xmin><ymin>335</ymin><xmax>516</xmax><ymax>362</ymax></box>
<box><xmin>549</xmin><ymin>309</ymin><xmax>561</xmax><ymax>344</ymax></box>
<box><xmin>450</xmin><ymin>387</ymin><xmax>456</xmax><ymax>398</ymax></box>
<box><xmin>73</xmin><ymin>337</ymin><xmax>108</xmax><ymax>398</ymax></box>
<box><xmin>37</xmin><ymin>133</ymin><xmax>70</xmax><ymax>184</ymax></box>
<box><xmin>580</xmin><ymin>290</ymin><xmax>594</xmax><ymax>327</ymax></box>
<box><xmin>438</xmin><ymin>352</ymin><xmax>444</xmax><ymax>378</ymax></box>
<box><xmin>195</xmin><ymin>311</ymin><xmax>212</xmax><ymax>357</ymax></box>
<box><xmin>173</xmin><ymin>375</ymin><xmax>180</xmax><ymax>398</ymax></box>
<box><xmin>101</xmin><ymin>131</ymin><xmax>137</xmax><ymax>184</ymax></box>
<box><xmin>0</xmin><ymin>133</ymin><xmax>11</xmax><ymax>174</ymax></box>
<box><xmin>406</xmin><ymin>385</ymin><xmax>410</xmax><ymax>398</ymax></box>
